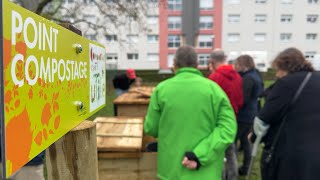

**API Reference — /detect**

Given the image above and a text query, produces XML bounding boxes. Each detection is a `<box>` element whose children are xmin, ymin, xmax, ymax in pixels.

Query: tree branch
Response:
<box><xmin>35</xmin><ymin>0</ymin><xmax>53</xmax><ymax>14</ymax></box>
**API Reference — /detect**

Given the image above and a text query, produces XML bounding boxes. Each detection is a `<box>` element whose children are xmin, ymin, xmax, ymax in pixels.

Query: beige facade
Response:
<box><xmin>222</xmin><ymin>0</ymin><xmax>320</xmax><ymax>71</ymax></box>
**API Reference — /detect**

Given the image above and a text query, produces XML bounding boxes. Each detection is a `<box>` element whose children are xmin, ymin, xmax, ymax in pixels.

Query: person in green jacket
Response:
<box><xmin>144</xmin><ymin>45</ymin><xmax>237</xmax><ymax>180</ymax></box>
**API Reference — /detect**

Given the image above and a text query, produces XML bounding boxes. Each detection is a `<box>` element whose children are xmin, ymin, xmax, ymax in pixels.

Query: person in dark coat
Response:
<box><xmin>112</xmin><ymin>69</ymin><xmax>136</xmax><ymax>96</ymax></box>
<box><xmin>254</xmin><ymin>47</ymin><xmax>320</xmax><ymax>180</ymax></box>
<box><xmin>234</xmin><ymin>55</ymin><xmax>263</xmax><ymax>175</ymax></box>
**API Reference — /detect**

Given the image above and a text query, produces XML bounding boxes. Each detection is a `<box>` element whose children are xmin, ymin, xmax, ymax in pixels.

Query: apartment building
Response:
<box><xmin>222</xmin><ymin>0</ymin><xmax>320</xmax><ymax>71</ymax></box>
<box><xmin>58</xmin><ymin>0</ymin><xmax>320</xmax><ymax>71</ymax></box>
<box><xmin>159</xmin><ymin>0</ymin><xmax>221</xmax><ymax>70</ymax></box>
<box><xmin>60</xmin><ymin>0</ymin><xmax>219</xmax><ymax>71</ymax></box>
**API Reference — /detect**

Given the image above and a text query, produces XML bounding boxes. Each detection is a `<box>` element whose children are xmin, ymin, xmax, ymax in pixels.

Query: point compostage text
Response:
<box><xmin>10</xmin><ymin>10</ymin><xmax>88</xmax><ymax>88</ymax></box>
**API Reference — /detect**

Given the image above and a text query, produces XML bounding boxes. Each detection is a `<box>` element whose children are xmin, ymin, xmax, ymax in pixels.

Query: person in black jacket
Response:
<box><xmin>234</xmin><ymin>55</ymin><xmax>263</xmax><ymax>176</ymax></box>
<box><xmin>112</xmin><ymin>69</ymin><xmax>136</xmax><ymax>96</ymax></box>
<box><xmin>254</xmin><ymin>47</ymin><xmax>320</xmax><ymax>180</ymax></box>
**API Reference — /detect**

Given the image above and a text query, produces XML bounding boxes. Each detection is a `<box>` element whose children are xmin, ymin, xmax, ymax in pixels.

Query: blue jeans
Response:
<box><xmin>115</xmin><ymin>89</ymin><xmax>128</xmax><ymax>96</ymax></box>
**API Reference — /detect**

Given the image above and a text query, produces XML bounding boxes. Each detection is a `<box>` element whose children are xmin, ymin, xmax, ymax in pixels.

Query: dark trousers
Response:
<box><xmin>237</xmin><ymin>122</ymin><xmax>252</xmax><ymax>171</ymax></box>
<box><xmin>223</xmin><ymin>144</ymin><xmax>238</xmax><ymax>180</ymax></box>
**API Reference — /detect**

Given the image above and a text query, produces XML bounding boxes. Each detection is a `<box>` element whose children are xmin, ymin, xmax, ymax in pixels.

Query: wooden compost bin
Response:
<box><xmin>113</xmin><ymin>86</ymin><xmax>155</xmax><ymax>117</ymax></box>
<box><xmin>95</xmin><ymin>117</ymin><xmax>157</xmax><ymax>180</ymax></box>
<box><xmin>113</xmin><ymin>86</ymin><xmax>157</xmax><ymax>149</ymax></box>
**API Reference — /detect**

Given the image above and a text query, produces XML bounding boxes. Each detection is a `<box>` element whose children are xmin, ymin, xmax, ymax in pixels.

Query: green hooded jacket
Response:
<box><xmin>144</xmin><ymin>68</ymin><xmax>237</xmax><ymax>180</ymax></box>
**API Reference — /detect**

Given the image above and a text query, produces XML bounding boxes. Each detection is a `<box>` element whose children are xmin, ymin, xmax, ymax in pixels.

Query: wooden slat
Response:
<box><xmin>94</xmin><ymin>116</ymin><xmax>144</xmax><ymax>121</ymax></box>
<box><xmin>98</xmin><ymin>152</ymin><xmax>157</xmax><ymax>180</ymax></box>
<box><xmin>113</xmin><ymin>86</ymin><xmax>155</xmax><ymax>105</ymax></box>
<box><xmin>116</xmin><ymin>104</ymin><xmax>149</xmax><ymax>117</ymax></box>
<box><xmin>97</xmin><ymin>133</ymin><xmax>142</xmax><ymax>138</ymax></box>
<box><xmin>98</xmin><ymin>152</ymin><xmax>142</xmax><ymax>159</ymax></box>
<box><xmin>94</xmin><ymin>117</ymin><xmax>144</xmax><ymax>152</ymax></box>
<box><xmin>94</xmin><ymin>118</ymin><xmax>143</xmax><ymax>124</ymax></box>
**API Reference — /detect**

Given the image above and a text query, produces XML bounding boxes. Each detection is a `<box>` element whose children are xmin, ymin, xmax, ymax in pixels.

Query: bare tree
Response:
<box><xmin>12</xmin><ymin>0</ymin><xmax>162</xmax><ymax>40</ymax></box>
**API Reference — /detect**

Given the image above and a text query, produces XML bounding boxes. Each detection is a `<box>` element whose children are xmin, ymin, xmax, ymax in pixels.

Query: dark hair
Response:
<box><xmin>272</xmin><ymin>47</ymin><xmax>314</xmax><ymax>73</ymax></box>
<box><xmin>235</xmin><ymin>55</ymin><xmax>255</xmax><ymax>69</ymax></box>
<box><xmin>174</xmin><ymin>45</ymin><xmax>198</xmax><ymax>68</ymax></box>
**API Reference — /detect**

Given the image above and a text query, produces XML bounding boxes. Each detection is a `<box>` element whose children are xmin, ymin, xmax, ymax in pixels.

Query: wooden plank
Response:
<box><xmin>94</xmin><ymin>117</ymin><xmax>143</xmax><ymax>124</ymax></box>
<box><xmin>97</xmin><ymin>133</ymin><xmax>142</xmax><ymax>138</ymax></box>
<box><xmin>94</xmin><ymin>117</ymin><xmax>144</xmax><ymax>152</ymax></box>
<box><xmin>113</xmin><ymin>86</ymin><xmax>155</xmax><ymax>105</ymax></box>
<box><xmin>113</xmin><ymin>93</ymin><xmax>151</xmax><ymax>105</ymax></box>
<box><xmin>128</xmin><ymin>86</ymin><xmax>155</xmax><ymax>94</ymax></box>
<box><xmin>98</xmin><ymin>152</ymin><xmax>157</xmax><ymax>180</ymax></box>
<box><xmin>117</xmin><ymin>104</ymin><xmax>149</xmax><ymax>117</ymax></box>
<box><xmin>98</xmin><ymin>152</ymin><xmax>142</xmax><ymax>159</ymax></box>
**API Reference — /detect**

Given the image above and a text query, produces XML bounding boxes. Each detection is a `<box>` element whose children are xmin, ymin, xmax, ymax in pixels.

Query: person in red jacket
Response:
<box><xmin>208</xmin><ymin>49</ymin><xmax>243</xmax><ymax>180</ymax></box>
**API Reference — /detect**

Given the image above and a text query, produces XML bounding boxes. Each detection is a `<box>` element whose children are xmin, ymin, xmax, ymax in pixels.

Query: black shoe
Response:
<box><xmin>238</xmin><ymin>166</ymin><xmax>248</xmax><ymax>176</ymax></box>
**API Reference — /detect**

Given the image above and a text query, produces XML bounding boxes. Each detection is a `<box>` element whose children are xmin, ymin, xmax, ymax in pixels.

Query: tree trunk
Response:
<box><xmin>46</xmin><ymin>120</ymin><xmax>98</xmax><ymax>180</ymax></box>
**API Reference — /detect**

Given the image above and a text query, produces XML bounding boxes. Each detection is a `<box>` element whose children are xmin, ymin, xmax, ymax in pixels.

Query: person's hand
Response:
<box><xmin>182</xmin><ymin>157</ymin><xmax>197</xmax><ymax>170</ymax></box>
<box><xmin>248</xmin><ymin>132</ymin><xmax>253</xmax><ymax>140</ymax></box>
<box><xmin>253</xmin><ymin>117</ymin><xmax>270</xmax><ymax>138</ymax></box>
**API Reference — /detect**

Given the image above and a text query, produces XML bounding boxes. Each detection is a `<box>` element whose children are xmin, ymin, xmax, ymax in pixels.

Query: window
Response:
<box><xmin>127</xmin><ymin>35</ymin><xmax>139</xmax><ymax>43</ymax></box>
<box><xmin>105</xmin><ymin>35</ymin><xmax>117</xmax><ymax>43</ymax></box>
<box><xmin>168</xmin><ymin>0</ymin><xmax>182</xmax><ymax>11</ymax></box>
<box><xmin>254</xmin><ymin>33</ymin><xmax>266</xmax><ymax>42</ymax></box>
<box><xmin>255</xmin><ymin>14</ymin><xmax>267</xmax><ymax>23</ymax></box>
<box><xmin>228</xmin><ymin>14</ymin><xmax>240</xmax><ymax>23</ymax></box>
<box><xmin>147</xmin><ymin>16</ymin><xmax>158</xmax><ymax>25</ymax></box>
<box><xmin>147</xmin><ymin>35</ymin><xmax>159</xmax><ymax>43</ymax></box>
<box><xmin>255</xmin><ymin>0</ymin><xmax>267</xmax><ymax>4</ymax></box>
<box><xmin>281</xmin><ymin>0</ymin><xmax>293</xmax><ymax>4</ymax></box>
<box><xmin>199</xmin><ymin>16</ymin><xmax>213</xmax><ymax>29</ymax></box>
<box><xmin>200</xmin><ymin>0</ymin><xmax>213</xmax><ymax>10</ymax></box>
<box><xmin>307</xmin><ymin>15</ymin><xmax>318</xmax><ymax>23</ymax></box>
<box><xmin>308</xmin><ymin>0</ymin><xmax>318</xmax><ymax>4</ymax></box>
<box><xmin>127</xmin><ymin>53</ymin><xmax>139</xmax><ymax>60</ymax></box>
<box><xmin>227</xmin><ymin>33</ymin><xmax>240</xmax><ymax>42</ymax></box>
<box><xmin>305</xmin><ymin>51</ymin><xmax>317</xmax><ymax>60</ymax></box>
<box><xmin>280</xmin><ymin>33</ymin><xmax>292</xmax><ymax>42</ymax></box>
<box><xmin>168</xmin><ymin>35</ymin><xmax>181</xmax><ymax>48</ymax></box>
<box><xmin>306</xmin><ymin>33</ymin><xmax>317</xmax><ymax>40</ymax></box>
<box><xmin>198</xmin><ymin>35</ymin><xmax>213</xmax><ymax>48</ymax></box>
<box><xmin>168</xmin><ymin>16</ymin><xmax>182</xmax><ymax>30</ymax></box>
<box><xmin>198</xmin><ymin>54</ymin><xmax>210</xmax><ymax>66</ymax></box>
<box><xmin>106</xmin><ymin>53</ymin><xmax>118</xmax><ymax>61</ymax></box>
<box><xmin>147</xmin><ymin>53</ymin><xmax>159</xmax><ymax>61</ymax></box>
<box><xmin>85</xmin><ymin>34</ymin><xmax>96</xmax><ymax>41</ymax></box>
<box><xmin>168</xmin><ymin>54</ymin><xmax>175</xmax><ymax>67</ymax></box>
<box><xmin>226</xmin><ymin>0</ymin><xmax>240</xmax><ymax>4</ymax></box>
<box><xmin>281</xmin><ymin>14</ymin><xmax>293</xmax><ymax>23</ymax></box>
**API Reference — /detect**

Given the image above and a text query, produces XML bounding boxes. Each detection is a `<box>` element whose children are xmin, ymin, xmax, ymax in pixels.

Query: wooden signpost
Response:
<box><xmin>0</xmin><ymin>0</ymin><xmax>106</xmax><ymax>178</ymax></box>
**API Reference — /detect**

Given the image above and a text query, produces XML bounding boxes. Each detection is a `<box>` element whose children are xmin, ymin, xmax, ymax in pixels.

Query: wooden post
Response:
<box><xmin>45</xmin><ymin>120</ymin><xmax>98</xmax><ymax>180</ymax></box>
